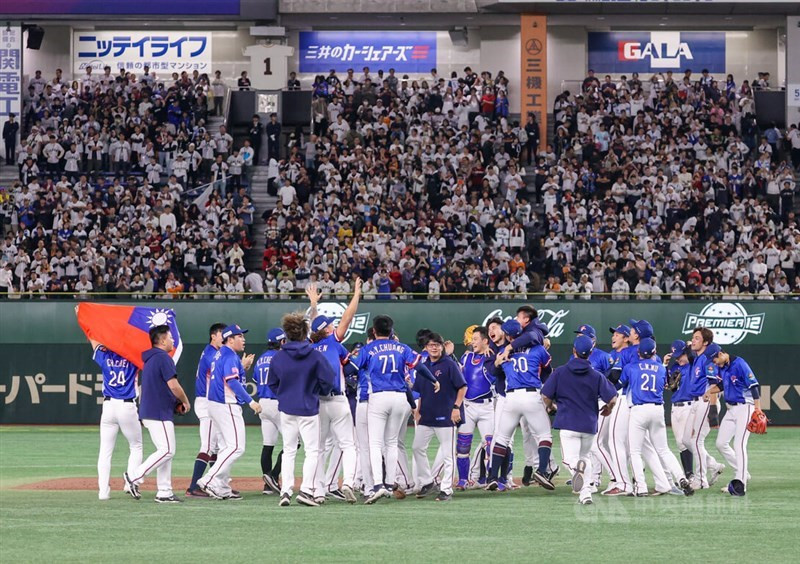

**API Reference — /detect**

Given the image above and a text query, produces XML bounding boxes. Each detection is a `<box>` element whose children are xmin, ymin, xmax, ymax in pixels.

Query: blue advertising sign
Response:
<box><xmin>5</xmin><ymin>0</ymin><xmax>240</xmax><ymax>15</ymax></box>
<box><xmin>588</xmin><ymin>31</ymin><xmax>725</xmax><ymax>74</ymax></box>
<box><xmin>299</xmin><ymin>31</ymin><xmax>437</xmax><ymax>73</ymax></box>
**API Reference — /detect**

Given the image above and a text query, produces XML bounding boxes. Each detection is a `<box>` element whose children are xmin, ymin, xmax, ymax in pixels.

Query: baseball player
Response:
<box><xmin>487</xmin><ymin>319</ymin><xmax>554</xmax><ymax>491</ymax></box>
<box><xmin>254</xmin><ymin>328</ymin><xmax>285</xmax><ymax>495</ymax></box>
<box><xmin>684</xmin><ymin>327</ymin><xmax>726</xmax><ymax>489</ymax></box>
<box><xmin>352</xmin><ymin>332</ymin><xmax>375</xmax><ymax>495</ymax></box>
<box><xmin>124</xmin><ymin>325</ymin><xmax>190</xmax><ymax>503</ymax></box>
<box><xmin>619</xmin><ymin>338</ymin><xmax>693</xmax><ymax>497</ymax></box>
<box><xmin>412</xmin><ymin>333</ymin><xmax>467</xmax><ymax>502</ymax></box>
<box><xmin>268</xmin><ymin>312</ymin><xmax>337</xmax><ymax>507</ymax></box>
<box><xmin>88</xmin><ymin>337</ymin><xmax>142</xmax><ymax>501</ymax></box>
<box><xmin>662</xmin><ymin>340</ymin><xmax>696</xmax><ymax>481</ymax></box>
<box><xmin>352</xmin><ymin>315</ymin><xmax>439</xmax><ymax>504</ymax></box>
<box><xmin>600</xmin><ymin>323</ymin><xmax>631</xmax><ymax>496</ymax></box>
<box><xmin>186</xmin><ymin>323</ymin><xmax>225</xmax><ymax>498</ymax></box>
<box><xmin>456</xmin><ymin>325</ymin><xmax>495</xmax><ymax>490</ymax></box>
<box><xmin>704</xmin><ymin>344</ymin><xmax>763</xmax><ymax>496</ymax></box>
<box><xmin>197</xmin><ymin>325</ymin><xmax>261</xmax><ymax>500</ymax></box>
<box><xmin>542</xmin><ymin>335</ymin><xmax>618</xmax><ymax>505</ymax></box>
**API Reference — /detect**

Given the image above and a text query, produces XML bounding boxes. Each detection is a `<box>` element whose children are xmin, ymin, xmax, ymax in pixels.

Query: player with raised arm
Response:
<box><xmin>662</xmin><ymin>340</ymin><xmax>696</xmax><ymax>483</ymax></box>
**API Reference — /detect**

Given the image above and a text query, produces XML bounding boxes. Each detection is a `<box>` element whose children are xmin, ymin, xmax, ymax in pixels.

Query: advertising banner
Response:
<box><xmin>73</xmin><ymin>31</ymin><xmax>213</xmax><ymax>74</ymax></box>
<box><xmin>520</xmin><ymin>14</ymin><xmax>547</xmax><ymax>145</ymax></box>
<box><xmin>5</xmin><ymin>0</ymin><xmax>240</xmax><ymax>15</ymax></box>
<box><xmin>588</xmin><ymin>31</ymin><xmax>725</xmax><ymax>74</ymax></box>
<box><xmin>0</xmin><ymin>26</ymin><xmax>22</xmax><ymax>157</ymax></box>
<box><xmin>298</xmin><ymin>31</ymin><xmax>436</xmax><ymax>73</ymax></box>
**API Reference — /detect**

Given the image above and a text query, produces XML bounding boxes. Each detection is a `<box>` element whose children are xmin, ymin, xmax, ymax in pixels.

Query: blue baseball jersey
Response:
<box><xmin>589</xmin><ymin>348</ymin><xmax>612</xmax><ymax>376</ymax></box>
<box><xmin>254</xmin><ymin>350</ymin><xmax>278</xmax><ymax>400</ymax></box>
<box><xmin>708</xmin><ymin>356</ymin><xmax>759</xmax><ymax>404</ymax></box>
<box><xmin>313</xmin><ymin>334</ymin><xmax>348</xmax><ymax>393</ymax></box>
<box><xmin>406</xmin><ymin>350</ymin><xmax>429</xmax><ymax>400</ymax></box>
<box><xmin>690</xmin><ymin>352</ymin><xmax>717</xmax><ymax>399</ymax></box>
<box><xmin>195</xmin><ymin>344</ymin><xmax>218</xmax><ymax>399</ymax></box>
<box><xmin>502</xmin><ymin>345</ymin><xmax>551</xmax><ymax>391</ymax></box>
<box><xmin>669</xmin><ymin>362</ymin><xmax>695</xmax><ymax>404</ymax></box>
<box><xmin>619</xmin><ymin>344</ymin><xmax>662</xmax><ymax>392</ymax></box>
<box><xmin>208</xmin><ymin>345</ymin><xmax>246</xmax><ymax>404</ymax></box>
<box><xmin>352</xmin><ymin>338</ymin><xmax>420</xmax><ymax>393</ymax></box>
<box><xmin>460</xmin><ymin>351</ymin><xmax>493</xmax><ymax>400</ymax></box>
<box><xmin>620</xmin><ymin>360</ymin><xmax>667</xmax><ymax>405</ymax></box>
<box><xmin>93</xmin><ymin>346</ymin><xmax>137</xmax><ymax>400</ymax></box>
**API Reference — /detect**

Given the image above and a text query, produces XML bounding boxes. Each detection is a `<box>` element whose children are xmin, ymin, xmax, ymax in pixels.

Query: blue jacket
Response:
<box><xmin>509</xmin><ymin>317</ymin><xmax>549</xmax><ymax>350</ymax></box>
<box><xmin>542</xmin><ymin>357</ymin><xmax>617</xmax><ymax>434</ymax></box>
<box><xmin>268</xmin><ymin>341</ymin><xmax>335</xmax><ymax>416</ymax></box>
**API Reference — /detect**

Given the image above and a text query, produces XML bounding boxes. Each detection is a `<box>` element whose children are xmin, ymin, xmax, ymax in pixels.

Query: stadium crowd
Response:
<box><xmin>1</xmin><ymin>64</ymin><xmax>800</xmax><ymax>299</ymax></box>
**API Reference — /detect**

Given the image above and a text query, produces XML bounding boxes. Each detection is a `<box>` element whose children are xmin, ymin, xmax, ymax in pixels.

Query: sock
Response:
<box><xmin>457</xmin><ymin>456</ymin><xmax>470</xmax><ymax>481</ymax></box>
<box><xmin>261</xmin><ymin>445</ymin><xmax>274</xmax><ymax>476</ymax></box>
<box><xmin>188</xmin><ymin>452</ymin><xmax>212</xmax><ymax>491</ymax></box>
<box><xmin>680</xmin><ymin>450</ymin><xmax>694</xmax><ymax>477</ymax></box>
<box><xmin>479</xmin><ymin>451</ymin><xmax>486</xmax><ymax>481</ymax></box>
<box><xmin>209</xmin><ymin>453</ymin><xmax>218</xmax><ymax>468</ymax></box>
<box><xmin>271</xmin><ymin>450</ymin><xmax>283</xmax><ymax>480</ymax></box>
<box><xmin>489</xmin><ymin>444</ymin><xmax>508</xmax><ymax>480</ymax></box>
<box><xmin>537</xmin><ymin>443</ymin><xmax>552</xmax><ymax>475</ymax></box>
<box><xmin>456</xmin><ymin>433</ymin><xmax>472</xmax><ymax>481</ymax></box>
<box><xmin>506</xmin><ymin>450</ymin><xmax>514</xmax><ymax>477</ymax></box>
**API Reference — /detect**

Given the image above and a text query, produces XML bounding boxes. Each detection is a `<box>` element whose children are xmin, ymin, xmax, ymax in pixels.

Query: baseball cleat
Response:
<box><xmin>279</xmin><ymin>493</ymin><xmax>291</xmax><ymax>507</ymax></box>
<box><xmin>708</xmin><ymin>465</ymin><xmax>725</xmax><ymax>486</ymax></box>
<box><xmin>224</xmin><ymin>492</ymin><xmax>243</xmax><ymax>501</ymax></box>
<box><xmin>155</xmin><ymin>495</ymin><xmax>183</xmax><ymax>503</ymax></box>
<box><xmin>572</xmin><ymin>460</ymin><xmax>586</xmax><ymax>494</ymax></box>
<box><xmin>313</xmin><ymin>496</ymin><xmax>326</xmax><ymax>505</ymax></box>
<box><xmin>601</xmin><ymin>487</ymin><xmax>628</xmax><ymax>496</ymax></box>
<box><xmin>123</xmin><ymin>473</ymin><xmax>141</xmax><ymax>500</ymax></box>
<box><xmin>198</xmin><ymin>482</ymin><xmax>224</xmax><ymax>500</ymax></box>
<box><xmin>666</xmin><ymin>486</ymin><xmax>685</xmax><ymax>496</ymax></box>
<box><xmin>548</xmin><ymin>465</ymin><xmax>561</xmax><ymax>482</ymax></box>
<box><xmin>485</xmin><ymin>479</ymin><xmax>499</xmax><ymax>491</ymax></box>
<box><xmin>522</xmin><ymin>466</ymin><xmax>534</xmax><ymax>486</ymax></box>
<box><xmin>416</xmin><ymin>482</ymin><xmax>436</xmax><ymax>498</ymax></box>
<box><xmin>341</xmin><ymin>485</ymin><xmax>357</xmax><ymax>504</ymax></box>
<box><xmin>392</xmin><ymin>486</ymin><xmax>407</xmax><ymax>500</ymax></box>
<box><xmin>454</xmin><ymin>479</ymin><xmax>468</xmax><ymax>491</ymax></box>
<box><xmin>263</xmin><ymin>473</ymin><xmax>280</xmax><ymax>494</ymax></box>
<box><xmin>297</xmin><ymin>491</ymin><xmax>320</xmax><ymax>507</ymax></box>
<box><xmin>326</xmin><ymin>489</ymin><xmax>346</xmax><ymax>502</ymax></box>
<box><xmin>186</xmin><ymin>488</ymin><xmax>211</xmax><ymax>498</ymax></box>
<box><xmin>651</xmin><ymin>490</ymin><xmax>669</xmax><ymax>496</ymax></box>
<box><xmin>634</xmin><ymin>491</ymin><xmax>649</xmax><ymax>497</ymax></box>
<box><xmin>435</xmin><ymin>491</ymin><xmax>452</xmax><ymax>502</ymax></box>
<box><xmin>532</xmin><ymin>470</ymin><xmax>556</xmax><ymax>491</ymax></box>
<box><xmin>364</xmin><ymin>486</ymin><xmax>389</xmax><ymax>505</ymax></box>
<box><xmin>262</xmin><ymin>484</ymin><xmax>274</xmax><ymax>495</ymax></box>
<box><xmin>496</xmin><ymin>481</ymin><xmax>507</xmax><ymax>492</ymax></box>
<box><xmin>579</xmin><ymin>497</ymin><xmax>593</xmax><ymax>505</ymax></box>
<box><xmin>99</xmin><ymin>493</ymin><xmax>110</xmax><ymax>501</ymax></box>
<box><xmin>679</xmin><ymin>478</ymin><xmax>694</xmax><ymax>496</ymax></box>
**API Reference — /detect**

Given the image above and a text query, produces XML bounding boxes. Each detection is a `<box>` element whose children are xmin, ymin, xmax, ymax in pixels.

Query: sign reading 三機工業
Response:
<box><xmin>588</xmin><ymin>31</ymin><xmax>725</xmax><ymax>74</ymax></box>
<box><xmin>73</xmin><ymin>31</ymin><xmax>212</xmax><ymax>75</ymax></box>
<box><xmin>299</xmin><ymin>31</ymin><xmax>436</xmax><ymax>73</ymax></box>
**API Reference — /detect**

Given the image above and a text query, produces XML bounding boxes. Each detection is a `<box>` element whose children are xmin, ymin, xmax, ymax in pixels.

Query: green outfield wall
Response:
<box><xmin>1</xmin><ymin>300</ymin><xmax>799</xmax><ymax>425</ymax></box>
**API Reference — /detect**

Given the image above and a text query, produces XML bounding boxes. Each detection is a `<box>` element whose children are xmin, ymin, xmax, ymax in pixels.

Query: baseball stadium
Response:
<box><xmin>2</xmin><ymin>1</ymin><xmax>800</xmax><ymax>562</ymax></box>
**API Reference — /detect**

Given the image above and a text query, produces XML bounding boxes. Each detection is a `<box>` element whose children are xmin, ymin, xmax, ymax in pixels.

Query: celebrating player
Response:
<box><xmin>186</xmin><ymin>323</ymin><xmax>225</xmax><ymax>498</ymax></box>
<box><xmin>601</xmin><ymin>323</ymin><xmax>631</xmax><ymax>496</ymax></box>
<box><xmin>704</xmin><ymin>344</ymin><xmax>764</xmax><ymax>496</ymax></box>
<box><xmin>662</xmin><ymin>340</ymin><xmax>696</xmax><ymax>482</ymax></box>
<box><xmin>197</xmin><ymin>325</ymin><xmax>261</xmax><ymax>500</ymax></box>
<box><xmin>254</xmin><ymin>328</ymin><xmax>285</xmax><ymax>495</ymax></box>
<box><xmin>124</xmin><ymin>325</ymin><xmax>190</xmax><ymax>503</ymax></box>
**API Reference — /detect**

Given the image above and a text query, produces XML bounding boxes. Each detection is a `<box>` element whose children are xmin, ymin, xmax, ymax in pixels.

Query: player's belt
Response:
<box><xmin>327</xmin><ymin>391</ymin><xmax>344</xmax><ymax>397</ymax></box>
<box><xmin>104</xmin><ymin>397</ymin><xmax>134</xmax><ymax>403</ymax></box>
<box><xmin>726</xmin><ymin>401</ymin><xmax>745</xmax><ymax>406</ymax></box>
<box><xmin>466</xmin><ymin>397</ymin><xmax>491</xmax><ymax>403</ymax></box>
<box><xmin>508</xmin><ymin>387</ymin><xmax>539</xmax><ymax>393</ymax></box>
<box><xmin>372</xmin><ymin>390</ymin><xmax>404</xmax><ymax>394</ymax></box>
<box><xmin>672</xmin><ymin>401</ymin><xmax>693</xmax><ymax>407</ymax></box>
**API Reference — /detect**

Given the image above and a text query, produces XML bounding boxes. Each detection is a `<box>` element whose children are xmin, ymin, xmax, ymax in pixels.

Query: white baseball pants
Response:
<box><xmin>628</xmin><ymin>404</ymin><xmax>684</xmax><ymax>494</ymax></box>
<box><xmin>413</xmin><ymin>425</ymin><xmax>457</xmax><ymax>495</ymax></box>
<box><xmin>97</xmin><ymin>399</ymin><xmax>142</xmax><ymax>499</ymax></box>
<box><xmin>130</xmin><ymin>419</ymin><xmax>175</xmax><ymax>497</ymax></box>
<box><xmin>685</xmin><ymin>399</ymin><xmax>720</xmax><ymax>486</ymax></box>
<box><xmin>355</xmin><ymin>401</ymin><xmax>374</xmax><ymax>491</ymax></box>
<box><xmin>280</xmin><ymin>412</ymin><xmax>320</xmax><ymax>496</ymax></box>
<box><xmin>560</xmin><ymin>429</ymin><xmax>595</xmax><ymax>502</ymax></box>
<box><xmin>199</xmin><ymin>402</ymin><xmax>246</xmax><ymax>497</ymax></box>
<box><xmin>367</xmin><ymin>391</ymin><xmax>408</xmax><ymax>489</ymax></box>
<box><xmin>462</xmin><ymin>399</ymin><xmax>494</xmax><ymax>481</ymax></box>
<box><xmin>592</xmin><ymin>398</ymin><xmax>615</xmax><ymax>485</ymax></box>
<box><xmin>716</xmin><ymin>403</ymin><xmax>753</xmax><ymax>487</ymax></box>
<box><xmin>395</xmin><ymin>402</ymin><xmax>415</xmax><ymax>489</ymax></box>
<box><xmin>494</xmin><ymin>389</ymin><xmax>552</xmax><ymax>449</ymax></box>
<box><xmin>314</xmin><ymin>396</ymin><xmax>357</xmax><ymax>497</ymax></box>
<box><xmin>258</xmin><ymin>398</ymin><xmax>281</xmax><ymax>445</ymax></box>
<box><xmin>194</xmin><ymin>397</ymin><xmax>219</xmax><ymax>455</ymax></box>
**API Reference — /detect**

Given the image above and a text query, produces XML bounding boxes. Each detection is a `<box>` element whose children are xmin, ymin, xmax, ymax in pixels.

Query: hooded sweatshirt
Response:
<box><xmin>268</xmin><ymin>341</ymin><xmax>335</xmax><ymax>416</ymax></box>
<box><xmin>541</xmin><ymin>356</ymin><xmax>617</xmax><ymax>434</ymax></box>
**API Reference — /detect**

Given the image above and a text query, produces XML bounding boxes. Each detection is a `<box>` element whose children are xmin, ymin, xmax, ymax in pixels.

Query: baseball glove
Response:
<box><xmin>746</xmin><ymin>409</ymin><xmax>768</xmax><ymax>434</ymax></box>
<box><xmin>666</xmin><ymin>368</ymin><xmax>681</xmax><ymax>391</ymax></box>
<box><xmin>463</xmin><ymin>324</ymin><xmax>479</xmax><ymax>346</ymax></box>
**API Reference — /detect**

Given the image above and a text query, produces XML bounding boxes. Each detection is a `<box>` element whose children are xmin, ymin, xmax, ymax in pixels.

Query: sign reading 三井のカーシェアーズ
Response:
<box><xmin>298</xmin><ymin>31</ymin><xmax>436</xmax><ymax>73</ymax></box>
<box><xmin>72</xmin><ymin>31</ymin><xmax>212</xmax><ymax>75</ymax></box>
<box><xmin>588</xmin><ymin>31</ymin><xmax>725</xmax><ymax>74</ymax></box>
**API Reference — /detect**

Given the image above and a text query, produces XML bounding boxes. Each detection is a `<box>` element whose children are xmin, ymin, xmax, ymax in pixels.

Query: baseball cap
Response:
<box><xmin>629</xmin><ymin>319</ymin><xmax>654</xmax><ymax>340</ymax></box>
<box><xmin>222</xmin><ymin>324</ymin><xmax>248</xmax><ymax>340</ymax></box>
<box><xmin>638</xmin><ymin>338</ymin><xmax>657</xmax><ymax>358</ymax></box>
<box><xmin>311</xmin><ymin>316</ymin><xmax>335</xmax><ymax>333</ymax></box>
<box><xmin>609</xmin><ymin>324</ymin><xmax>631</xmax><ymax>337</ymax></box>
<box><xmin>574</xmin><ymin>324</ymin><xmax>597</xmax><ymax>339</ymax></box>
<box><xmin>705</xmin><ymin>343</ymin><xmax>722</xmax><ymax>360</ymax></box>
<box><xmin>267</xmin><ymin>328</ymin><xmax>285</xmax><ymax>343</ymax></box>
<box><xmin>670</xmin><ymin>339</ymin><xmax>688</xmax><ymax>358</ymax></box>
<box><xmin>574</xmin><ymin>335</ymin><xmax>594</xmax><ymax>359</ymax></box>
<box><xmin>501</xmin><ymin>319</ymin><xmax>522</xmax><ymax>338</ymax></box>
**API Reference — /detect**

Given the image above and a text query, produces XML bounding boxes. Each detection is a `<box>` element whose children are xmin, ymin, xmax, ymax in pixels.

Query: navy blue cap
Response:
<box><xmin>267</xmin><ymin>328</ymin><xmax>285</xmax><ymax>343</ymax></box>
<box><xmin>311</xmin><ymin>316</ymin><xmax>335</xmax><ymax>333</ymax></box>
<box><xmin>501</xmin><ymin>319</ymin><xmax>522</xmax><ymax>338</ymax></box>
<box><xmin>629</xmin><ymin>319</ymin><xmax>654</xmax><ymax>340</ymax></box>
<box><xmin>670</xmin><ymin>339</ymin><xmax>688</xmax><ymax>358</ymax></box>
<box><xmin>574</xmin><ymin>335</ymin><xmax>594</xmax><ymax>359</ymax></box>
<box><xmin>574</xmin><ymin>324</ymin><xmax>596</xmax><ymax>339</ymax></box>
<box><xmin>609</xmin><ymin>324</ymin><xmax>631</xmax><ymax>337</ymax></box>
<box><xmin>222</xmin><ymin>324</ymin><xmax>248</xmax><ymax>340</ymax></box>
<box><xmin>705</xmin><ymin>343</ymin><xmax>722</xmax><ymax>360</ymax></box>
<box><xmin>638</xmin><ymin>338</ymin><xmax>656</xmax><ymax>358</ymax></box>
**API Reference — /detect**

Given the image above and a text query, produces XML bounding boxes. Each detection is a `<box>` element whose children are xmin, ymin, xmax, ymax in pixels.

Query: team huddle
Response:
<box><xmin>85</xmin><ymin>280</ymin><xmax>768</xmax><ymax>505</ymax></box>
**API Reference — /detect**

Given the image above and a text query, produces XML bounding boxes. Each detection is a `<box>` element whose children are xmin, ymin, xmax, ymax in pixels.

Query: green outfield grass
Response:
<box><xmin>0</xmin><ymin>425</ymin><xmax>797</xmax><ymax>563</ymax></box>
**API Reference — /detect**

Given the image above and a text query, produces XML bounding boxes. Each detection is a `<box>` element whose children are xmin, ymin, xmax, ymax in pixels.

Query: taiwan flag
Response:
<box><xmin>76</xmin><ymin>304</ymin><xmax>183</xmax><ymax>369</ymax></box>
